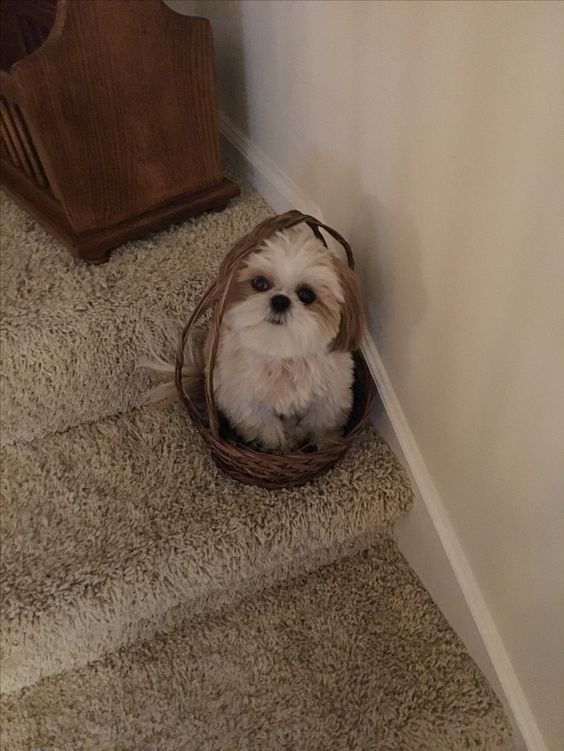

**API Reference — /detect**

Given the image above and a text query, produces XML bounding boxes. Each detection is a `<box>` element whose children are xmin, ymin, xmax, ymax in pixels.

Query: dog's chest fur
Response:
<box><xmin>213</xmin><ymin>335</ymin><xmax>351</xmax><ymax>420</ymax></box>
<box><xmin>252</xmin><ymin>357</ymin><xmax>316</xmax><ymax>416</ymax></box>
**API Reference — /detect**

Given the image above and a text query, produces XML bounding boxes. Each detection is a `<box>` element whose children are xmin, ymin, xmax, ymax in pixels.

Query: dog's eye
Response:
<box><xmin>251</xmin><ymin>276</ymin><xmax>270</xmax><ymax>292</ymax></box>
<box><xmin>297</xmin><ymin>286</ymin><xmax>316</xmax><ymax>305</ymax></box>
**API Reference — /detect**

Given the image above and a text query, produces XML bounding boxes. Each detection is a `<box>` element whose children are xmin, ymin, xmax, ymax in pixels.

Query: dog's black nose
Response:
<box><xmin>270</xmin><ymin>294</ymin><xmax>291</xmax><ymax>312</ymax></box>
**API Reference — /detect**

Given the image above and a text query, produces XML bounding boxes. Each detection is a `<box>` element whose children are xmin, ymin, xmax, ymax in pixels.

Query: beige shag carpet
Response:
<box><xmin>2</xmin><ymin>543</ymin><xmax>510</xmax><ymax>751</ymax></box>
<box><xmin>0</xmin><ymin>180</ymin><xmax>272</xmax><ymax>446</ymax></box>
<box><xmin>1</xmin><ymin>405</ymin><xmax>411</xmax><ymax>694</ymax></box>
<box><xmin>0</xmin><ymin>181</ymin><xmax>511</xmax><ymax>750</ymax></box>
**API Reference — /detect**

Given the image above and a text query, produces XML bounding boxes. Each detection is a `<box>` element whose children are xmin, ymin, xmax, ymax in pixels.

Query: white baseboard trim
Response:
<box><xmin>220</xmin><ymin>113</ymin><xmax>323</xmax><ymax>219</ymax></box>
<box><xmin>220</xmin><ymin>112</ymin><xmax>546</xmax><ymax>751</ymax></box>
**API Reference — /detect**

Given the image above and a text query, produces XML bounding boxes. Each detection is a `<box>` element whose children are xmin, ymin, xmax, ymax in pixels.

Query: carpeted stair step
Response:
<box><xmin>0</xmin><ymin>182</ymin><xmax>273</xmax><ymax>447</ymax></box>
<box><xmin>1</xmin><ymin>174</ymin><xmax>512</xmax><ymax>750</ymax></box>
<box><xmin>0</xmin><ymin>402</ymin><xmax>412</xmax><ymax>694</ymax></box>
<box><xmin>1</xmin><ymin>542</ymin><xmax>511</xmax><ymax>751</ymax></box>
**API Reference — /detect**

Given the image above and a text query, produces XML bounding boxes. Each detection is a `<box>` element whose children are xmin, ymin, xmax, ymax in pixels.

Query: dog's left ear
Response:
<box><xmin>331</xmin><ymin>258</ymin><xmax>365</xmax><ymax>352</ymax></box>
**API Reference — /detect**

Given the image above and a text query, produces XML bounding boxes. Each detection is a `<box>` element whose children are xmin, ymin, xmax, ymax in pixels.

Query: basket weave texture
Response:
<box><xmin>175</xmin><ymin>210</ymin><xmax>375</xmax><ymax>489</ymax></box>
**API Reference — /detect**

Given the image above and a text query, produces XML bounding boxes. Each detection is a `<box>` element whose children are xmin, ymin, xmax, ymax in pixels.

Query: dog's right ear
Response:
<box><xmin>331</xmin><ymin>259</ymin><xmax>365</xmax><ymax>352</ymax></box>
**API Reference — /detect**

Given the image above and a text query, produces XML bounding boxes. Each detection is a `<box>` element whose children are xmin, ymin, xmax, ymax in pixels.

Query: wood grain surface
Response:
<box><xmin>0</xmin><ymin>0</ymin><xmax>238</xmax><ymax>260</ymax></box>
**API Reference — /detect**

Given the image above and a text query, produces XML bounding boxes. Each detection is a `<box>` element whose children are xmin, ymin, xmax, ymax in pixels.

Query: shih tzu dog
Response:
<box><xmin>147</xmin><ymin>227</ymin><xmax>365</xmax><ymax>454</ymax></box>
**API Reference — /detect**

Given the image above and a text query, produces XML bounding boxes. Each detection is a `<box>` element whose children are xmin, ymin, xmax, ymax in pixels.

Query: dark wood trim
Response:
<box><xmin>2</xmin><ymin>160</ymin><xmax>239</xmax><ymax>261</ymax></box>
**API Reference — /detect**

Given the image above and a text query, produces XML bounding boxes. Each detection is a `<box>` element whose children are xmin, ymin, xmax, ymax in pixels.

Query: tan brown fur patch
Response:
<box><xmin>225</xmin><ymin>277</ymin><xmax>257</xmax><ymax>307</ymax></box>
<box><xmin>331</xmin><ymin>259</ymin><xmax>365</xmax><ymax>352</ymax></box>
<box><xmin>310</xmin><ymin>294</ymin><xmax>341</xmax><ymax>342</ymax></box>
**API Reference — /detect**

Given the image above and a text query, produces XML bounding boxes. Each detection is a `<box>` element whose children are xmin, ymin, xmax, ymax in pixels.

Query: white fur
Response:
<box><xmin>214</xmin><ymin>229</ymin><xmax>356</xmax><ymax>452</ymax></box>
<box><xmin>144</xmin><ymin>228</ymin><xmax>360</xmax><ymax>453</ymax></box>
<box><xmin>214</xmin><ymin>337</ymin><xmax>354</xmax><ymax>452</ymax></box>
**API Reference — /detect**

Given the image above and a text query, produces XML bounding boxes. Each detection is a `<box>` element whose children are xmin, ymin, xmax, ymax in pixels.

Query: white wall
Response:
<box><xmin>167</xmin><ymin>2</ymin><xmax>564</xmax><ymax>749</ymax></box>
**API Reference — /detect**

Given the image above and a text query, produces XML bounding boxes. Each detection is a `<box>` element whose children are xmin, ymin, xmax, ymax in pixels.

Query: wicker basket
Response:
<box><xmin>175</xmin><ymin>210</ymin><xmax>375</xmax><ymax>489</ymax></box>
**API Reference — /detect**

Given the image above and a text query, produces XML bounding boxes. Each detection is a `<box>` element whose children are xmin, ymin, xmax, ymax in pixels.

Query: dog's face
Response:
<box><xmin>224</xmin><ymin>229</ymin><xmax>364</xmax><ymax>358</ymax></box>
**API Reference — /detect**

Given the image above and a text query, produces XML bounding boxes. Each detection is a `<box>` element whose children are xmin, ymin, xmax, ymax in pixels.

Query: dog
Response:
<box><xmin>147</xmin><ymin>227</ymin><xmax>365</xmax><ymax>454</ymax></box>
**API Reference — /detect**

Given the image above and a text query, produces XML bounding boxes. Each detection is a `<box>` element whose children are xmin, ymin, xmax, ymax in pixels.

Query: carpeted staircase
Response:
<box><xmin>0</xmin><ymin>181</ymin><xmax>512</xmax><ymax>749</ymax></box>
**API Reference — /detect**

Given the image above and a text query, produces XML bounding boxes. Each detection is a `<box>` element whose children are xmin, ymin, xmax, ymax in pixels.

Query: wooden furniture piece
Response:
<box><xmin>0</xmin><ymin>0</ymin><xmax>239</xmax><ymax>261</ymax></box>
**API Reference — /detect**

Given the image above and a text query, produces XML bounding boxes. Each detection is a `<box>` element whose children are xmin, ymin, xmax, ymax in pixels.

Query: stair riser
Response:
<box><xmin>1</xmin><ymin>532</ymin><xmax>380</xmax><ymax>694</ymax></box>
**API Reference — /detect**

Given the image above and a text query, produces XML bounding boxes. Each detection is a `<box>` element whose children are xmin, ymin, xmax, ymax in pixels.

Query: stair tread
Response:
<box><xmin>1</xmin><ymin>542</ymin><xmax>511</xmax><ymax>751</ymax></box>
<box><xmin>1</xmin><ymin>402</ymin><xmax>412</xmax><ymax>693</ymax></box>
<box><xmin>0</xmin><ymin>175</ymin><xmax>510</xmax><ymax>749</ymax></box>
<box><xmin>0</xmin><ymin>182</ymin><xmax>272</xmax><ymax>446</ymax></box>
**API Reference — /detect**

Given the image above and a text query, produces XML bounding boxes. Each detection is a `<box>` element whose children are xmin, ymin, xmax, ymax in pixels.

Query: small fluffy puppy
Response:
<box><xmin>149</xmin><ymin>228</ymin><xmax>364</xmax><ymax>453</ymax></box>
<box><xmin>211</xmin><ymin>228</ymin><xmax>364</xmax><ymax>452</ymax></box>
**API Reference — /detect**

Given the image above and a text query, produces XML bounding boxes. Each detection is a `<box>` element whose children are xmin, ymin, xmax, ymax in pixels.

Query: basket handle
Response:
<box><xmin>304</xmin><ymin>216</ymin><xmax>355</xmax><ymax>270</ymax></box>
<box><xmin>274</xmin><ymin>210</ymin><xmax>355</xmax><ymax>270</ymax></box>
<box><xmin>203</xmin><ymin>267</ymin><xmax>236</xmax><ymax>436</ymax></box>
